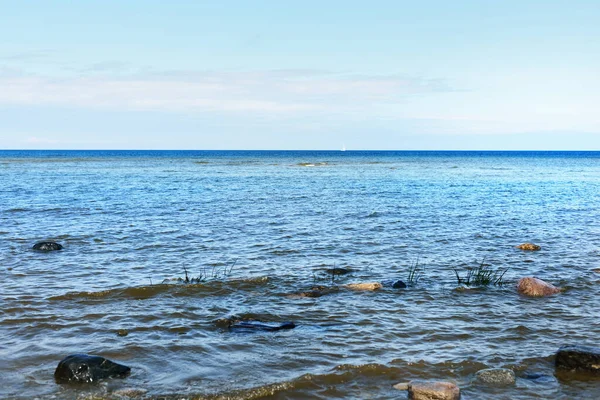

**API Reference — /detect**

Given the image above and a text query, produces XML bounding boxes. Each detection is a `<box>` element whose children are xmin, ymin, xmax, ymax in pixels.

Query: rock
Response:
<box><xmin>394</xmin><ymin>380</ymin><xmax>460</xmax><ymax>400</ymax></box>
<box><xmin>474</xmin><ymin>368</ymin><xmax>515</xmax><ymax>386</ymax></box>
<box><xmin>32</xmin><ymin>241</ymin><xmax>63</xmax><ymax>251</ymax></box>
<box><xmin>392</xmin><ymin>280</ymin><xmax>407</xmax><ymax>288</ymax></box>
<box><xmin>592</xmin><ymin>268</ymin><xmax>600</xmax><ymax>274</ymax></box>
<box><xmin>344</xmin><ymin>282</ymin><xmax>383</xmax><ymax>291</ymax></box>
<box><xmin>54</xmin><ymin>354</ymin><xmax>131</xmax><ymax>384</ymax></box>
<box><xmin>555</xmin><ymin>345</ymin><xmax>600</xmax><ymax>375</ymax></box>
<box><xmin>228</xmin><ymin>320</ymin><xmax>296</xmax><ymax>333</ymax></box>
<box><xmin>517</xmin><ymin>277</ymin><xmax>561</xmax><ymax>297</ymax></box>
<box><xmin>516</xmin><ymin>243</ymin><xmax>541</xmax><ymax>251</ymax></box>
<box><xmin>381</xmin><ymin>279</ymin><xmax>407</xmax><ymax>288</ymax></box>
<box><xmin>117</xmin><ymin>329</ymin><xmax>129</xmax><ymax>337</ymax></box>
<box><xmin>326</xmin><ymin>267</ymin><xmax>352</xmax><ymax>275</ymax></box>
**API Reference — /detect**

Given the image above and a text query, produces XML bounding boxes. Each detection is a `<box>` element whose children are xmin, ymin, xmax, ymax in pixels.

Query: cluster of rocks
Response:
<box><xmin>392</xmin><ymin>345</ymin><xmax>600</xmax><ymax>398</ymax></box>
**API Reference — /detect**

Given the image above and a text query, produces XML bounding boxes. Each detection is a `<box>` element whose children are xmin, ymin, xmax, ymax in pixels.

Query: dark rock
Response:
<box><xmin>555</xmin><ymin>345</ymin><xmax>600</xmax><ymax>375</ymax></box>
<box><xmin>381</xmin><ymin>279</ymin><xmax>407</xmax><ymax>288</ymax></box>
<box><xmin>33</xmin><ymin>241</ymin><xmax>63</xmax><ymax>251</ymax></box>
<box><xmin>229</xmin><ymin>320</ymin><xmax>296</xmax><ymax>333</ymax></box>
<box><xmin>54</xmin><ymin>354</ymin><xmax>131</xmax><ymax>384</ymax></box>
<box><xmin>392</xmin><ymin>280</ymin><xmax>407</xmax><ymax>288</ymax></box>
<box><xmin>325</xmin><ymin>267</ymin><xmax>352</xmax><ymax>275</ymax></box>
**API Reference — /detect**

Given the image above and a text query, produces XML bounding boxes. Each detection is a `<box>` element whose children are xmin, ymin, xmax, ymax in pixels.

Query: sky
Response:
<box><xmin>1</xmin><ymin>0</ymin><xmax>599</xmax><ymax>150</ymax></box>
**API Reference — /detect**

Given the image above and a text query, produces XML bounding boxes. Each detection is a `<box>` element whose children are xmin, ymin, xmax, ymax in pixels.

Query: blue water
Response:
<box><xmin>1</xmin><ymin>150</ymin><xmax>600</xmax><ymax>399</ymax></box>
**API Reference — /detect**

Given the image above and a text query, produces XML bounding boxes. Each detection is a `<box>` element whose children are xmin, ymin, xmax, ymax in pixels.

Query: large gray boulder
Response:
<box><xmin>555</xmin><ymin>345</ymin><xmax>600</xmax><ymax>375</ymax></box>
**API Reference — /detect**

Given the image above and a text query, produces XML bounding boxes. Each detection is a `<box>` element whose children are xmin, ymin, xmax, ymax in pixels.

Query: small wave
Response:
<box><xmin>296</xmin><ymin>162</ymin><xmax>329</xmax><ymax>167</ymax></box>
<box><xmin>268</xmin><ymin>248</ymin><xmax>301</xmax><ymax>255</ymax></box>
<box><xmin>6</xmin><ymin>208</ymin><xmax>29</xmax><ymax>213</ymax></box>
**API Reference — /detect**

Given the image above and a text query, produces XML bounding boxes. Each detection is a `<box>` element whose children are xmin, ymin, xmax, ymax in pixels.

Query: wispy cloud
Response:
<box><xmin>0</xmin><ymin>68</ymin><xmax>454</xmax><ymax>115</ymax></box>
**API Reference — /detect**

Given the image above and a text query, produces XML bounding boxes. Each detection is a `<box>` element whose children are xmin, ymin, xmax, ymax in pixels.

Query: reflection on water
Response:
<box><xmin>1</xmin><ymin>150</ymin><xmax>600</xmax><ymax>399</ymax></box>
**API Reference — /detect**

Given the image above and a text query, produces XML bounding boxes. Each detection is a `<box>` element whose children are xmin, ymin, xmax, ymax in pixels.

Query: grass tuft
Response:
<box><xmin>179</xmin><ymin>259</ymin><xmax>237</xmax><ymax>284</ymax></box>
<box><xmin>407</xmin><ymin>259</ymin><xmax>423</xmax><ymax>285</ymax></box>
<box><xmin>453</xmin><ymin>259</ymin><xmax>508</xmax><ymax>286</ymax></box>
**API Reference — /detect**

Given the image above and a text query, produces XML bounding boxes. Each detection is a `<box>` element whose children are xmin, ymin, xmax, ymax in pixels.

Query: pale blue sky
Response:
<box><xmin>1</xmin><ymin>1</ymin><xmax>599</xmax><ymax>149</ymax></box>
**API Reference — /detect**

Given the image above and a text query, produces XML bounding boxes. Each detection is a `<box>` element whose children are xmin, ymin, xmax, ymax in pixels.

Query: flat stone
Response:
<box><xmin>394</xmin><ymin>380</ymin><xmax>460</xmax><ymax>400</ymax></box>
<box><xmin>474</xmin><ymin>368</ymin><xmax>515</xmax><ymax>386</ymax></box>
<box><xmin>556</xmin><ymin>345</ymin><xmax>600</xmax><ymax>376</ymax></box>
<box><xmin>517</xmin><ymin>277</ymin><xmax>561</xmax><ymax>297</ymax></box>
<box><xmin>344</xmin><ymin>282</ymin><xmax>383</xmax><ymax>291</ymax></box>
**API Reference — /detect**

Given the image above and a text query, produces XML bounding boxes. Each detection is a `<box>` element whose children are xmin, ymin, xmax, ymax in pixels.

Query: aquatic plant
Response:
<box><xmin>453</xmin><ymin>259</ymin><xmax>508</xmax><ymax>286</ymax></box>
<box><xmin>407</xmin><ymin>259</ymin><xmax>423</xmax><ymax>285</ymax></box>
<box><xmin>179</xmin><ymin>259</ymin><xmax>237</xmax><ymax>284</ymax></box>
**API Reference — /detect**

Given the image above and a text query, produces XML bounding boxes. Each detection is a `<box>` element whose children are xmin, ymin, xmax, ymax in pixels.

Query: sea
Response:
<box><xmin>1</xmin><ymin>150</ymin><xmax>599</xmax><ymax>399</ymax></box>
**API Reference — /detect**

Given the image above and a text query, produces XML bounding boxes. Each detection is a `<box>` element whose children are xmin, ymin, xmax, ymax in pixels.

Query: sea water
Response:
<box><xmin>1</xmin><ymin>150</ymin><xmax>599</xmax><ymax>399</ymax></box>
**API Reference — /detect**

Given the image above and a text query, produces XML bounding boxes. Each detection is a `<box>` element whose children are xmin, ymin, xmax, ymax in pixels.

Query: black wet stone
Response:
<box><xmin>392</xmin><ymin>280</ymin><xmax>407</xmax><ymax>288</ymax></box>
<box><xmin>32</xmin><ymin>241</ymin><xmax>63</xmax><ymax>251</ymax></box>
<box><xmin>555</xmin><ymin>345</ymin><xmax>600</xmax><ymax>375</ymax></box>
<box><xmin>228</xmin><ymin>321</ymin><xmax>296</xmax><ymax>333</ymax></box>
<box><xmin>54</xmin><ymin>354</ymin><xmax>131</xmax><ymax>384</ymax></box>
<box><xmin>381</xmin><ymin>279</ymin><xmax>407</xmax><ymax>288</ymax></box>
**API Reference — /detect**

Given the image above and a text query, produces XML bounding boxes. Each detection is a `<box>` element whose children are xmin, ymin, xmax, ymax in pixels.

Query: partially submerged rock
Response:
<box><xmin>517</xmin><ymin>277</ymin><xmax>561</xmax><ymax>297</ymax></box>
<box><xmin>555</xmin><ymin>345</ymin><xmax>600</xmax><ymax>376</ymax></box>
<box><xmin>217</xmin><ymin>316</ymin><xmax>296</xmax><ymax>333</ymax></box>
<box><xmin>325</xmin><ymin>267</ymin><xmax>353</xmax><ymax>275</ymax></box>
<box><xmin>33</xmin><ymin>241</ymin><xmax>63</xmax><ymax>251</ymax></box>
<box><xmin>344</xmin><ymin>282</ymin><xmax>383</xmax><ymax>291</ymax></box>
<box><xmin>54</xmin><ymin>354</ymin><xmax>131</xmax><ymax>384</ymax></box>
<box><xmin>229</xmin><ymin>320</ymin><xmax>296</xmax><ymax>333</ymax></box>
<box><xmin>394</xmin><ymin>380</ymin><xmax>460</xmax><ymax>400</ymax></box>
<box><xmin>474</xmin><ymin>368</ymin><xmax>515</xmax><ymax>386</ymax></box>
<box><xmin>516</xmin><ymin>243</ymin><xmax>541</xmax><ymax>251</ymax></box>
<box><xmin>381</xmin><ymin>279</ymin><xmax>407</xmax><ymax>288</ymax></box>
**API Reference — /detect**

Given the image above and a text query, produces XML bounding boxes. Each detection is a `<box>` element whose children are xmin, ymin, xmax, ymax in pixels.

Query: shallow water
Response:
<box><xmin>1</xmin><ymin>150</ymin><xmax>600</xmax><ymax>399</ymax></box>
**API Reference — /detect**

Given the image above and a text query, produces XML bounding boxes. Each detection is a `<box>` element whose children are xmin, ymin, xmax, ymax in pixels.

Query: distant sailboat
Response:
<box><xmin>341</xmin><ymin>144</ymin><xmax>346</xmax><ymax>152</ymax></box>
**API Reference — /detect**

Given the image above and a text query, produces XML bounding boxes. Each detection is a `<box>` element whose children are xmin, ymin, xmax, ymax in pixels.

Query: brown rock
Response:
<box><xmin>517</xmin><ymin>277</ymin><xmax>561</xmax><ymax>297</ymax></box>
<box><xmin>344</xmin><ymin>282</ymin><xmax>383</xmax><ymax>291</ymax></box>
<box><xmin>394</xmin><ymin>380</ymin><xmax>460</xmax><ymax>400</ymax></box>
<box><xmin>516</xmin><ymin>243</ymin><xmax>541</xmax><ymax>251</ymax></box>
